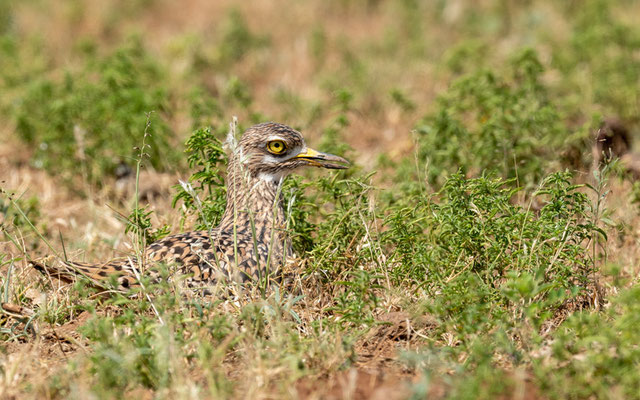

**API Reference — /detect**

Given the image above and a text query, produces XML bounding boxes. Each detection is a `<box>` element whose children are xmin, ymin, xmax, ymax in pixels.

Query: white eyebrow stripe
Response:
<box><xmin>267</xmin><ymin>135</ymin><xmax>287</xmax><ymax>142</ymax></box>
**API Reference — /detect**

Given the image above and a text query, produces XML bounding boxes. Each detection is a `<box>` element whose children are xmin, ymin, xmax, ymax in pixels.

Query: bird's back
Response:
<box><xmin>31</xmin><ymin>228</ymin><xmax>286</xmax><ymax>292</ymax></box>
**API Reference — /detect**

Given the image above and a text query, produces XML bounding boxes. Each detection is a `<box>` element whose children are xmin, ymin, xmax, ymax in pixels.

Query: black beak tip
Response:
<box><xmin>321</xmin><ymin>159</ymin><xmax>350</xmax><ymax>170</ymax></box>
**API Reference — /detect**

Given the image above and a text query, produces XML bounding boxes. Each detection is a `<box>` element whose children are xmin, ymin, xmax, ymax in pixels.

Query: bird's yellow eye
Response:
<box><xmin>267</xmin><ymin>140</ymin><xmax>286</xmax><ymax>154</ymax></box>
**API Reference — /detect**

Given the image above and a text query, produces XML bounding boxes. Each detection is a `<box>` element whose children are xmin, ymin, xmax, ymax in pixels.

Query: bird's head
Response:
<box><xmin>233</xmin><ymin>122</ymin><xmax>350</xmax><ymax>182</ymax></box>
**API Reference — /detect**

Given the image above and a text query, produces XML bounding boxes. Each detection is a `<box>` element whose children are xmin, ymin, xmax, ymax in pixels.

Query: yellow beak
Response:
<box><xmin>293</xmin><ymin>148</ymin><xmax>350</xmax><ymax>169</ymax></box>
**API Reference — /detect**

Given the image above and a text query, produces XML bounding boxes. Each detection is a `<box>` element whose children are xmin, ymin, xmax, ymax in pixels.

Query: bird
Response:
<box><xmin>30</xmin><ymin>122</ymin><xmax>349</xmax><ymax>293</ymax></box>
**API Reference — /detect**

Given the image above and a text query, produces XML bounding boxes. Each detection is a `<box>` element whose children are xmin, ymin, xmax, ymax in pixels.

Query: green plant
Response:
<box><xmin>388</xmin><ymin>171</ymin><xmax>598</xmax><ymax>336</ymax></box>
<box><xmin>534</xmin><ymin>286</ymin><xmax>640</xmax><ymax>399</ymax></box>
<box><xmin>124</xmin><ymin>115</ymin><xmax>170</xmax><ymax>249</ymax></box>
<box><xmin>0</xmin><ymin>194</ymin><xmax>42</xmax><ymax>233</ymax></box>
<box><xmin>553</xmin><ymin>0</ymin><xmax>640</xmax><ymax>126</ymax></box>
<box><xmin>124</xmin><ymin>205</ymin><xmax>170</xmax><ymax>249</ymax></box>
<box><xmin>330</xmin><ymin>269</ymin><xmax>381</xmax><ymax>327</ymax></box>
<box><xmin>216</xmin><ymin>9</ymin><xmax>270</xmax><ymax>67</ymax></box>
<box><xmin>172</xmin><ymin>126</ymin><xmax>228</xmax><ymax>230</ymax></box>
<box><xmin>411</xmin><ymin>49</ymin><xmax>589</xmax><ymax>189</ymax></box>
<box><xmin>12</xmin><ymin>38</ymin><xmax>181</xmax><ymax>188</ymax></box>
<box><xmin>79</xmin><ymin>280</ymin><xmax>232</xmax><ymax>395</ymax></box>
<box><xmin>0</xmin><ymin>0</ymin><xmax>14</xmax><ymax>36</ymax></box>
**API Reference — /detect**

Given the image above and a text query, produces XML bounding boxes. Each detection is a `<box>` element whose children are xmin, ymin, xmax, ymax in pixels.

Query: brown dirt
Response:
<box><xmin>2</xmin><ymin>308</ymin><xmax>91</xmax><ymax>356</ymax></box>
<box><xmin>295</xmin><ymin>368</ymin><xmax>412</xmax><ymax>400</ymax></box>
<box><xmin>292</xmin><ymin>311</ymin><xmax>438</xmax><ymax>400</ymax></box>
<box><xmin>0</xmin><ymin>310</ymin><xmax>90</xmax><ymax>399</ymax></box>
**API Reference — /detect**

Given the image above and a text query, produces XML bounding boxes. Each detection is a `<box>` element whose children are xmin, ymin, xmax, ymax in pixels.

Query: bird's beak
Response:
<box><xmin>294</xmin><ymin>148</ymin><xmax>350</xmax><ymax>169</ymax></box>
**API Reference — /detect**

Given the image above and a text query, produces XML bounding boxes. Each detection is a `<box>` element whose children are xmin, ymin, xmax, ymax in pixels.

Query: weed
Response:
<box><xmin>124</xmin><ymin>205</ymin><xmax>170</xmax><ymax>248</ymax></box>
<box><xmin>554</xmin><ymin>0</ymin><xmax>640</xmax><ymax>124</ymax></box>
<box><xmin>124</xmin><ymin>115</ymin><xmax>170</xmax><ymax>249</ymax></box>
<box><xmin>216</xmin><ymin>9</ymin><xmax>270</xmax><ymax>67</ymax></box>
<box><xmin>172</xmin><ymin>126</ymin><xmax>228</xmax><ymax>230</ymax></box>
<box><xmin>0</xmin><ymin>195</ymin><xmax>43</xmax><ymax>234</ymax></box>
<box><xmin>534</xmin><ymin>286</ymin><xmax>640</xmax><ymax>399</ymax></box>
<box><xmin>11</xmin><ymin>38</ymin><xmax>181</xmax><ymax>187</ymax></box>
<box><xmin>411</xmin><ymin>49</ymin><xmax>591</xmax><ymax>189</ymax></box>
<box><xmin>388</xmin><ymin>172</ymin><xmax>599</xmax><ymax>337</ymax></box>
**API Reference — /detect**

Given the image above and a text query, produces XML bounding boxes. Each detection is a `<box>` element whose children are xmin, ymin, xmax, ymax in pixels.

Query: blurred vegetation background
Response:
<box><xmin>1</xmin><ymin>0</ymin><xmax>637</xmax><ymax>186</ymax></box>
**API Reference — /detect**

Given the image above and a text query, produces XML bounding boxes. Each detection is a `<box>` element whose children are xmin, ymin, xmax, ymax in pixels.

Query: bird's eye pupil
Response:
<box><xmin>268</xmin><ymin>141</ymin><xmax>286</xmax><ymax>154</ymax></box>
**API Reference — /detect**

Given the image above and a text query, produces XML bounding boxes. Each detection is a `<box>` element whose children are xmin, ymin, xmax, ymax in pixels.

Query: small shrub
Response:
<box><xmin>387</xmin><ymin>171</ymin><xmax>598</xmax><ymax>336</ymax></box>
<box><xmin>411</xmin><ymin>49</ymin><xmax>589</xmax><ymax>189</ymax></box>
<box><xmin>0</xmin><ymin>0</ymin><xmax>14</xmax><ymax>36</ymax></box>
<box><xmin>172</xmin><ymin>126</ymin><xmax>228</xmax><ymax>230</ymax></box>
<box><xmin>78</xmin><ymin>274</ymin><xmax>235</xmax><ymax>395</ymax></box>
<box><xmin>12</xmin><ymin>38</ymin><xmax>181</xmax><ymax>187</ymax></box>
<box><xmin>216</xmin><ymin>9</ymin><xmax>270</xmax><ymax>67</ymax></box>
<box><xmin>330</xmin><ymin>269</ymin><xmax>382</xmax><ymax>327</ymax></box>
<box><xmin>554</xmin><ymin>0</ymin><xmax>640</xmax><ymax>125</ymax></box>
<box><xmin>535</xmin><ymin>286</ymin><xmax>640</xmax><ymax>399</ymax></box>
<box><xmin>308</xmin><ymin>173</ymin><xmax>376</xmax><ymax>275</ymax></box>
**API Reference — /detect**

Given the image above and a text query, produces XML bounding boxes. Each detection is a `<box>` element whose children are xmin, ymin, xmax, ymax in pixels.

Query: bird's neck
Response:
<box><xmin>219</xmin><ymin>165</ymin><xmax>287</xmax><ymax>236</ymax></box>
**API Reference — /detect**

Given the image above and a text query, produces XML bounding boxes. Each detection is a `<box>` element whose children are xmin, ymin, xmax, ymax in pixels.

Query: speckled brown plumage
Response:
<box><xmin>30</xmin><ymin>122</ymin><xmax>349</xmax><ymax>292</ymax></box>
